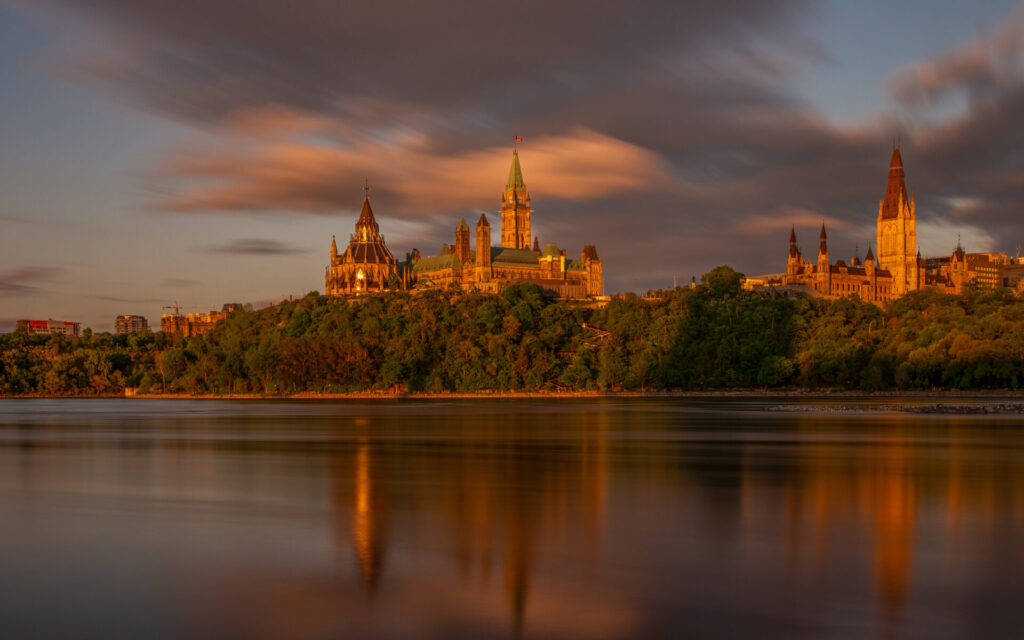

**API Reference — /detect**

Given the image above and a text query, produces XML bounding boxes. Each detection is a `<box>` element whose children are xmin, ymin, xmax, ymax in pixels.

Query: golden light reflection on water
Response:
<box><xmin>2</xmin><ymin>400</ymin><xmax>1024</xmax><ymax>639</ymax></box>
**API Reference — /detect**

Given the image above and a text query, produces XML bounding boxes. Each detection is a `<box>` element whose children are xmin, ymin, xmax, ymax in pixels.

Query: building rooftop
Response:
<box><xmin>491</xmin><ymin>247</ymin><xmax>540</xmax><ymax>266</ymax></box>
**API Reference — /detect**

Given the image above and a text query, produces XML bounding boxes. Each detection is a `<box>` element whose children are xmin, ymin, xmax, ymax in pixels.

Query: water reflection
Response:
<box><xmin>0</xmin><ymin>399</ymin><xmax>1023</xmax><ymax>638</ymax></box>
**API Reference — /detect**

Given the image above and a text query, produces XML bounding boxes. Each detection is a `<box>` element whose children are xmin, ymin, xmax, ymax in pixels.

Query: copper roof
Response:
<box><xmin>492</xmin><ymin>247</ymin><xmax>540</xmax><ymax>266</ymax></box>
<box><xmin>507</xmin><ymin>150</ymin><xmax>526</xmax><ymax>191</ymax></box>
<box><xmin>342</xmin><ymin>239</ymin><xmax>397</xmax><ymax>264</ymax></box>
<box><xmin>338</xmin><ymin>196</ymin><xmax>397</xmax><ymax>265</ymax></box>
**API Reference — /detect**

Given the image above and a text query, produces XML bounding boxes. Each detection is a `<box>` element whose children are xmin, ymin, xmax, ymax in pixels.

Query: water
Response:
<box><xmin>1</xmin><ymin>397</ymin><xmax>1022</xmax><ymax>639</ymax></box>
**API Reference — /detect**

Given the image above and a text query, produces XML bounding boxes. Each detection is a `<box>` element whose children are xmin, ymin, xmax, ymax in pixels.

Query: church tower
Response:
<box><xmin>500</xmin><ymin>149</ymin><xmax>532</xmax><ymax>249</ymax></box>
<box><xmin>876</xmin><ymin>147</ymin><xmax>918</xmax><ymax>295</ymax></box>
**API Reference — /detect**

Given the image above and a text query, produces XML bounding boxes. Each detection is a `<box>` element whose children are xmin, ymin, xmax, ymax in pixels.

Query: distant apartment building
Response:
<box><xmin>15</xmin><ymin>319</ymin><xmax>81</xmax><ymax>338</ymax></box>
<box><xmin>161</xmin><ymin>303</ymin><xmax>242</xmax><ymax>338</ymax></box>
<box><xmin>114</xmin><ymin>315</ymin><xmax>149</xmax><ymax>334</ymax></box>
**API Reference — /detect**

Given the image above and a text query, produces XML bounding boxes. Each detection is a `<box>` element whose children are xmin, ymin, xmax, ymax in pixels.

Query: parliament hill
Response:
<box><xmin>324</xmin><ymin>149</ymin><xmax>603</xmax><ymax>299</ymax></box>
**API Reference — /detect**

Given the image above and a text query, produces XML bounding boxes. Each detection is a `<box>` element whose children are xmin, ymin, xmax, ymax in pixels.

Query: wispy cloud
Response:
<box><xmin>155</xmin><ymin>126</ymin><xmax>674</xmax><ymax>216</ymax></box>
<box><xmin>0</xmin><ymin>267</ymin><xmax>63</xmax><ymax>297</ymax></box>
<box><xmin>888</xmin><ymin>11</ymin><xmax>1024</xmax><ymax>111</ymax></box>
<box><xmin>160</xmin><ymin>277</ymin><xmax>200</xmax><ymax>288</ymax></box>
<box><xmin>201</xmin><ymin>238</ymin><xmax>308</xmax><ymax>255</ymax></box>
<box><xmin>87</xmin><ymin>294</ymin><xmax>165</xmax><ymax>304</ymax></box>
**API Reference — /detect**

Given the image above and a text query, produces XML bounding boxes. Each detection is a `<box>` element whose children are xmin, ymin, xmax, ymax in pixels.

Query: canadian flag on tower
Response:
<box><xmin>514</xmin><ymin>135</ymin><xmax>523</xmax><ymax>142</ymax></box>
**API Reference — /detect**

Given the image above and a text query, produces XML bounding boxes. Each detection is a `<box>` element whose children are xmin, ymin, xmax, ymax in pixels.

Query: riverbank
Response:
<box><xmin>5</xmin><ymin>389</ymin><xmax>1024</xmax><ymax>400</ymax></box>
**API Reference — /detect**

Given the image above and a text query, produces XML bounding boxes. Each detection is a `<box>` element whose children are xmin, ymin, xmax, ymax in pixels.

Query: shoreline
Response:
<box><xmin>4</xmin><ymin>389</ymin><xmax>1024</xmax><ymax>400</ymax></box>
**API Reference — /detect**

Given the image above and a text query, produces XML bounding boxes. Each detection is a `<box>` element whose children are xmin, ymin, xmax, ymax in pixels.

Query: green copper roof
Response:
<box><xmin>491</xmin><ymin>246</ymin><xmax>538</xmax><ymax>266</ymax></box>
<box><xmin>507</xmin><ymin>150</ymin><xmax>526</xmax><ymax>191</ymax></box>
<box><xmin>413</xmin><ymin>252</ymin><xmax>462</xmax><ymax>273</ymax></box>
<box><xmin>541</xmin><ymin>242</ymin><xmax>561</xmax><ymax>258</ymax></box>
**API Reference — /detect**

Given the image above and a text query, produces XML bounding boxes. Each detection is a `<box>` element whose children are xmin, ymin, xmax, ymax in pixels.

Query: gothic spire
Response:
<box><xmin>880</xmin><ymin>146</ymin><xmax>910</xmax><ymax>219</ymax></box>
<box><xmin>355</xmin><ymin>195</ymin><xmax>380</xmax><ymax>238</ymax></box>
<box><xmin>507</xmin><ymin>149</ymin><xmax>526</xmax><ymax>192</ymax></box>
<box><xmin>819</xmin><ymin>223</ymin><xmax>828</xmax><ymax>255</ymax></box>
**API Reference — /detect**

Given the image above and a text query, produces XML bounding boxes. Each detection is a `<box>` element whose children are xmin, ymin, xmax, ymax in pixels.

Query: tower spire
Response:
<box><xmin>880</xmin><ymin>147</ymin><xmax>910</xmax><ymax>219</ymax></box>
<box><xmin>507</xmin><ymin>149</ymin><xmax>526</xmax><ymax>191</ymax></box>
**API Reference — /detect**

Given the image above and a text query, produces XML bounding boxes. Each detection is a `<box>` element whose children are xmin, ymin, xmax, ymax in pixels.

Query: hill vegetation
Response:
<box><xmin>4</xmin><ymin>267</ymin><xmax>1024</xmax><ymax>395</ymax></box>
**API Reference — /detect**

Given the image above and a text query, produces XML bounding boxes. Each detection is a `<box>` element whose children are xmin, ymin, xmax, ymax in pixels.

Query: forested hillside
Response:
<box><xmin>4</xmin><ymin>267</ymin><xmax>1024</xmax><ymax>395</ymax></box>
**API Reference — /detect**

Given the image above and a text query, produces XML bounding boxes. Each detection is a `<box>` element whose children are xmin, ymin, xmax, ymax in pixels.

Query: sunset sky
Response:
<box><xmin>2</xmin><ymin>0</ymin><xmax>1024</xmax><ymax>331</ymax></box>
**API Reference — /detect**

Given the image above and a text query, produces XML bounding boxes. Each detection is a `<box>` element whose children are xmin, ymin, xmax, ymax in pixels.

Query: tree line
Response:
<box><xmin>3</xmin><ymin>266</ymin><xmax>1024</xmax><ymax>395</ymax></box>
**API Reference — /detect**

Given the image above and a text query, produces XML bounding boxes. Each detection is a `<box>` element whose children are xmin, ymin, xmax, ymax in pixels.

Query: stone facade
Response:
<box><xmin>780</xmin><ymin>225</ymin><xmax>898</xmax><ymax>304</ymax></box>
<box><xmin>324</xmin><ymin>150</ymin><xmax>603</xmax><ymax>299</ymax></box>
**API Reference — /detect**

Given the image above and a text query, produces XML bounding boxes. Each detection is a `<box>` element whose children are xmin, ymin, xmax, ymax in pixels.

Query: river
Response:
<box><xmin>1</xmin><ymin>397</ymin><xmax>1022</xmax><ymax>639</ymax></box>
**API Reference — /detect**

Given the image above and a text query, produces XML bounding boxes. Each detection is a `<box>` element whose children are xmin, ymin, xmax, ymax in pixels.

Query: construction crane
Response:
<box><xmin>161</xmin><ymin>302</ymin><xmax>182</xmax><ymax>315</ymax></box>
<box><xmin>161</xmin><ymin>302</ymin><xmax>209</xmax><ymax>315</ymax></box>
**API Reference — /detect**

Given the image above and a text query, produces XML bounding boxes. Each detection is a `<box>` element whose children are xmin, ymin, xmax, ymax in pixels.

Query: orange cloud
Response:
<box><xmin>738</xmin><ymin>207</ymin><xmax>850</xmax><ymax>233</ymax></box>
<box><xmin>155</xmin><ymin>121</ymin><xmax>674</xmax><ymax>216</ymax></box>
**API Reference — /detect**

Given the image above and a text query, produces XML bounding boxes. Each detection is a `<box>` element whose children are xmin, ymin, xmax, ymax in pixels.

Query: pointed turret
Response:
<box><xmin>788</xmin><ymin>226</ymin><xmax>799</xmax><ymax>258</ymax></box>
<box><xmin>532</xmin><ymin>237</ymin><xmax>540</xmax><ymax>253</ymax></box>
<box><xmin>865</xmin><ymin>246</ymin><xmax>875</xmax><ymax>263</ymax></box>
<box><xmin>455</xmin><ymin>217</ymin><xmax>471</xmax><ymax>264</ymax></box>
<box><xmin>331</xmin><ymin>235</ymin><xmax>338</xmax><ymax>258</ymax></box>
<box><xmin>476</xmin><ymin>213</ymin><xmax>491</xmax><ymax>272</ymax></box>
<box><xmin>816</xmin><ymin>223</ymin><xmax>831</xmax><ymax>294</ymax></box>
<box><xmin>355</xmin><ymin>196</ymin><xmax>381</xmax><ymax>240</ymax></box>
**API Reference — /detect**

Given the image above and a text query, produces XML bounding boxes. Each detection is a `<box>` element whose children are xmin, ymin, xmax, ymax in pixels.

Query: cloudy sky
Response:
<box><xmin>2</xmin><ymin>0</ymin><xmax>1023</xmax><ymax>331</ymax></box>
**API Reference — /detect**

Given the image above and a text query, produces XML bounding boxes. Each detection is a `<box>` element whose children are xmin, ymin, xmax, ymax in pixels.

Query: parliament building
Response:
<box><xmin>749</xmin><ymin>147</ymin><xmax>1012</xmax><ymax>302</ymax></box>
<box><xmin>324</xmin><ymin>149</ymin><xmax>603</xmax><ymax>299</ymax></box>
